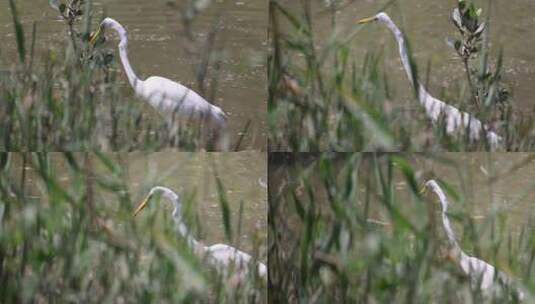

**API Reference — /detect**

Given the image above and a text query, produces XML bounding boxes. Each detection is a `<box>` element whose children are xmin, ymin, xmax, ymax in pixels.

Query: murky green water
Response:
<box><xmin>281</xmin><ymin>0</ymin><xmax>535</xmax><ymax>111</ymax></box>
<box><xmin>0</xmin><ymin>0</ymin><xmax>267</xmax><ymax>150</ymax></box>
<box><xmin>13</xmin><ymin>152</ymin><xmax>267</xmax><ymax>256</ymax></box>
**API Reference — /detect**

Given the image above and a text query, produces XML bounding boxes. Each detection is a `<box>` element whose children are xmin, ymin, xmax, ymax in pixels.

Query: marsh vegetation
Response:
<box><xmin>0</xmin><ymin>152</ymin><xmax>267</xmax><ymax>302</ymax></box>
<box><xmin>268</xmin><ymin>153</ymin><xmax>535</xmax><ymax>302</ymax></box>
<box><xmin>268</xmin><ymin>0</ymin><xmax>535</xmax><ymax>151</ymax></box>
<box><xmin>1</xmin><ymin>0</ymin><xmax>266</xmax><ymax>151</ymax></box>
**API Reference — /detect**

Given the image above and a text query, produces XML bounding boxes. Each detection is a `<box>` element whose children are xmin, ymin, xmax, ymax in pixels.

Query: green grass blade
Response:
<box><xmin>8</xmin><ymin>0</ymin><xmax>26</xmax><ymax>63</ymax></box>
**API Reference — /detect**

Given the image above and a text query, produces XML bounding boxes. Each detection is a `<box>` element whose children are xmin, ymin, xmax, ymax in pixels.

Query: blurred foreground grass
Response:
<box><xmin>1</xmin><ymin>0</ymin><xmax>245</xmax><ymax>151</ymax></box>
<box><xmin>268</xmin><ymin>0</ymin><xmax>535</xmax><ymax>151</ymax></box>
<box><xmin>268</xmin><ymin>153</ymin><xmax>535</xmax><ymax>303</ymax></box>
<box><xmin>0</xmin><ymin>152</ymin><xmax>266</xmax><ymax>303</ymax></box>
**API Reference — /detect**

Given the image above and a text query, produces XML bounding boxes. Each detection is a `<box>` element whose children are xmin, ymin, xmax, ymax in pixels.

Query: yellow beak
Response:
<box><xmin>357</xmin><ymin>16</ymin><xmax>377</xmax><ymax>24</ymax></box>
<box><xmin>419</xmin><ymin>185</ymin><xmax>427</xmax><ymax>195</ymax></box>
<box><xmin>89</xmin><ymin>26</ymin><xmax>102</xmax><ymax>45</ymax></box>
<box><xmin>133</xmin><ymin>196</ymin><xmax>150</xmax><ymax>217</ymax></box>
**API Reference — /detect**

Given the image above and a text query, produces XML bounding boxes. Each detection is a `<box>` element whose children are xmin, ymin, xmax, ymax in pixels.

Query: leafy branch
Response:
<box><xmin>449</xmin><ymin>0</ymin><xmax>510</xmax><ymax>120</ymax></box>
<box><xmin>450</xmin><ymin>0</ymin><xmax>485</xmax><ymax>109</ymax></box>
<box><xmin>49</xmin><ymin>0</ymin><xmax>86</xmax><ymax>54</ymax></box>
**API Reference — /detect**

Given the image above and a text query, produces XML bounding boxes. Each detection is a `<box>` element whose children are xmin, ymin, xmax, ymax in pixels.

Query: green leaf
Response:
<box><xmin>436</xmin><ymin>179</ymin><xmax>461</xmax><ymax>202</ymax></box>
<box><xmin>8</xmin><ymin>0</ymin><xmax>26</xmax><ymax>63</ymax></box>
<box><xmin>0</xmin><ymin>202</ymin><xmax>4</xmax><ymax>224</ymax></box>
<box><xmin>454</xmin><ymin>40</ymin><xmax>462</xmax><ymax>51</ymax></box>
<box><xmin>59</xmin><ymin>3</ymin><xmax>66</xmax><ymax>14</ymax></box>
<box><xmin>467</xmin><ymin>3</ymin><xmax>480</xmax><ymax>21</ymax></box>
<box><xmin>391</xmin><ymin>156</ymin><xmax>419</xmax><ymax>195</ymax></box>
<box><xmin>462</xmin><ymin>12</ymin><xmax>478</xmax><ymax>32</ymax></box>
<box><xmin>103</xmin><ymin>53</ymin><xmax>114</xmax><ymax>65</ymax></box>
<box><xmin>0</xmin><ymin>153</ymin><xmax>10</xmax><ymax>171</ymax></box>
<box><xmin>272</xmin><ymin>1</ymin><xmax>310</xmax><ymax>36</ymax></box>
<box><xmin>458</xmin><ymin>0</ymin><xmax>466</xmax><ymax>10</ymax></box>
<box><xmin>93</xmin><ymin>151</ymin><xmax>121</xmax><ymax>175</ymax></box>
<box><xmin>291</xmin><ymin>191</ymin><xmax>305</xmax><ymax>220</ymax></box>
<box><xmin>215</xmin><ymin>175</ymin><xmax>232</xmax><ymax>242</ymax></box>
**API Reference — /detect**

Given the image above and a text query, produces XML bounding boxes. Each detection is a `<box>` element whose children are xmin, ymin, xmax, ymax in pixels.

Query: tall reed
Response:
<box><xmin>1</xmin><ymin>0</ymin><xmax>249</xmax><ymax>151</ymax></box>
<box><xmin>0</xmin><ymin>152</ymin><xmax>266</xmax><ymax>303</ymax></box>
<box><xmin>268</xmin><ymin>0</ymin><xmax>535</xmax><ymax>151</ymax></box>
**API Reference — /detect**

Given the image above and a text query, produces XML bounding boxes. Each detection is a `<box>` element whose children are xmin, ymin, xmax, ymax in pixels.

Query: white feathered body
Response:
<box><xmin>139</xmin><ymin>76</ymin><xmax>227</xmax><ymax>127</ymax></box>
<box><xmin>206</xmin><ymin>243</ymin><xmax>267</xmax><ymax>278</ymax></box>
<box><xmin>138</xmin><ymin>187</ymin><xmax>267</xmax><ymax>285</ymax></box>
<box><xmin>459</xmin><ymin>252</ymin><xmax>496</xmax><ymax>289</ymax></box>
<box><xmin>418</xmin><ymin>85</ymin><xmax>501</xmax><ymax>149</ymax></box>
<box><xmin>97</xmin><ymin>17</ymin><xmax>227</xmax><ymax>129</ymax></box>
<box><xmin>460</xmin><ymin>253</ymin><xmax>525</xmax><ymax>300</ymax></box>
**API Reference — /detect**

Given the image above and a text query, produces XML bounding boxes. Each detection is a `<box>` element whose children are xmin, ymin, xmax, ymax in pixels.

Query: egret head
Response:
<box><xmin>421</xmin><ymin>179</ymin><xmax>449</xmax><ymax>211</ymax></box>
<box><xmin>90</xmin><ymin>17</ymin><xmax>124</xmax><ymax>45</ymax></box>
<box><xmin>100</xmin><ymin>18</ymin><xmax>117</xmax><ymax>28</ymax></box>
<box><xmin>357</xmin><ymin>12</ymin><xmax>392</xmax><ymax>25</ymax></box>
<box><xmin>133</xmin><ymin>186</ymin><xmax>181</xmax><ymax>218</ymax></box>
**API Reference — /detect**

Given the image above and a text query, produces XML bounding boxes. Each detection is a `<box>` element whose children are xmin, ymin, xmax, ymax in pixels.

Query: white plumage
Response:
<box><xmin>358</xmin><ymin>13</ymin><xmax>501</xmax><ymax>150</ymax></box>
<box><xmin>424</xmin><ymin>179</ymin><xmax>524</xmax><ymax>300</ymax></box>
<box><xmin>206</xmin><ymin>243</ymin><xmax>267</xmax><ymax>277</ymax></box>
<box><xmin>91</xmin><ymin>18</ymin><xmax>227</xmax><ymax>128</ymax></box>
<box><xmin>134</xmin><ymin>186</ymin><xmax>267</xmax><ymax>281</ymax></box>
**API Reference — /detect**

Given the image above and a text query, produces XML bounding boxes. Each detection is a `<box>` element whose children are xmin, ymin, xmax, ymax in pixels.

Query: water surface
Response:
<box><xmin>280</xmin><ymin>0</ymin><xmax>535</xmax><ymax>114</ymax></box>
<box><xmin>270</xmin><ymin>153</ymin><xmax>535</xmax><ymax>254</ymax></box>
<box><xmin>1</xmin><ymin>0</ymin><xmax>267</xmax><ymax>150</ymax></box>
<box><xmin>13</xmin><ymin>152</ymin><xmax>267</xmax><ymax>257</ymax></box>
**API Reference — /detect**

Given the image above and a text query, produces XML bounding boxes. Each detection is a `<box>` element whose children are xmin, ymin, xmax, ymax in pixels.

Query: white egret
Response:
<box><xmin>133</xmin><ymin>186</ymin><xmax>267</xmax><ymax>282</ymax></box>
<box><xmin>357</xmin><ymin>13</ymin><xmax>501</xmax><ymax>150</ymax></box>
<box><xmin>423</xmin><ymin>179</ymin><xmax>525</xmax><ymax>300</ymax></box>
<box><xmin>90</xmin><ymin>18</ymin><xmax>227</xmax><ymax>129</ymax></box>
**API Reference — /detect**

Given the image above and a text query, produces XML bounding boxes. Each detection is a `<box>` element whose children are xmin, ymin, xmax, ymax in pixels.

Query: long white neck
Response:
<box><xmin>441</xmin><ymin>206</ymin><xmax>469</xmax><ymax>262</ymax></box>
<box><xmin>428</xmin><ymin>183</ymin><xmax>462</xmax><ymax>251</ymax></box>
<box><xmin>382</xmin><ymin>20</ymin><xmax>413</xmax><ymax>84</ymax></box>
<box><xmin>441</xmin><ymin>207</ymin><xmax>460</xmax><ymax>250</ymax></box>
<box><xmin>177</xmin><ymin>222</ymin><xmax>202</xmax><ymax>250</ymax></box>
<box><xmin>379</xmin><ymin>15</ymin><xmax>502</xmax><ymax>148</ymax></box>
<box><xmin>379</xmin><ymin>17</ymin><xmax>439</xmax><ymax>111</ymax></box>
<box><xmin>106</xmin><ymin>19</ymin><xmax>143</xmax><ymax>93</ymax></box>
<box><xmin>151</xmin><ymin>186</ymin><xmax>202</xmax><ymax>250</ymax></box>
